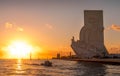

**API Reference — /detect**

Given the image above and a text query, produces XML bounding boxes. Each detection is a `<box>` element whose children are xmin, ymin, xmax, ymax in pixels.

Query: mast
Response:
<box><xmin>30</xmin><ymin>52</ymin><xmax>32</xmax><ymax>60</ymax></box>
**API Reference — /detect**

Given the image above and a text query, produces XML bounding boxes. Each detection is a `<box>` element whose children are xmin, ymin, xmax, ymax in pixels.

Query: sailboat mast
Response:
<box><xmin>30</xmin><ymin>52</ymin><xmax>32</xmax><ymax>60</ymax></box>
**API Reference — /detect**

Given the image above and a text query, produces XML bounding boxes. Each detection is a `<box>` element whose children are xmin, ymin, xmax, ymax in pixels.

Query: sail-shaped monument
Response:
<box><xmin>71</xmin><ymin>10</ymin><xmax>108</xmax><ymax>58</ymax></box>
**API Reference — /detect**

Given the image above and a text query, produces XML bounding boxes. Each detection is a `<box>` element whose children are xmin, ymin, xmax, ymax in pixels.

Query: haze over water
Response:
<box><xmin>0</xmin><ymin>0</ymin><xmax>120</xmax><ymax>76</ymax></box>
<box><xmin>0</xmin><ymin>59</ymin><xmax>119</xmax><ymax>76</ymax></box>
<box><xmin>0</xmin><ymin>0</ymin><xmax>120</xmax><ymax>59</ymax></box>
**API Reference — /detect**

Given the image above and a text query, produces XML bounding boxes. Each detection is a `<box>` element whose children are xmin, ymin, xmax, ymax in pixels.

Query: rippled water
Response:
<box><xmin>0</xmin><ymin>59</ymin><xmax>120</xmax><ymax>76</ymax></box>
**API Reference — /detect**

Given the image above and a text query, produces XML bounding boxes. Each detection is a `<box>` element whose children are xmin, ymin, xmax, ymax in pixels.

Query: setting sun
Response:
<box><xmin>6</xmin><ymin>40</ymin><xmax>33</xmax><ymax>59</ymax></box>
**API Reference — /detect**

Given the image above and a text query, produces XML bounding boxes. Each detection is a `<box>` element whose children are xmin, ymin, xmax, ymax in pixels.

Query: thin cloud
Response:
<box><xmin>4</xmin><ymin>22</ymin><xmax>24</xmax><ymax>32</ymax></box>
<box><xmin>106</xmin><ymin>24</ymin><xmax>120</xmax><ymax>32</ymax></box>
<box><xmin>45</xmin><ymin>24</ymin><xmax>53</xmax><ymax>29</ymax></box>
<box><xmin>16</xmin><ymin>27</ymin><xmax>24</xmax><ymax>32</ymax></box>
<box><xmin>5</xmin><ymin>22</ymin><xmax>13</xmax><ymax>29</ymax></box>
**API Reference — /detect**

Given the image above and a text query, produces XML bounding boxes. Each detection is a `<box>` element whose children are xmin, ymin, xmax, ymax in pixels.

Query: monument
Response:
<box><xmin>71</xmin><ymin>10</ymin><xmax>108</xmax><ymax>58</ymax></box>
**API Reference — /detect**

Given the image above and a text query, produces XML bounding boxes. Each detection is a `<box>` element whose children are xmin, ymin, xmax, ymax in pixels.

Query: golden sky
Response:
<box><xmin>0</xmin><ymin>0</ymin><xmax>120</xmax><ymax>59</ymax></box>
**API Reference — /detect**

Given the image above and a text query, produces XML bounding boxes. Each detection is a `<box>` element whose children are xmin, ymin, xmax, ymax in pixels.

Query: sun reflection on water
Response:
<box><xmin>17</xmin><ymin>59</ymin><xmax>22</xmax><ymax>70</ymax></box>
<box><xmin>15</xmin><ymin>59</ymin><xmax>25</xmax><ymax>74</ymax></box>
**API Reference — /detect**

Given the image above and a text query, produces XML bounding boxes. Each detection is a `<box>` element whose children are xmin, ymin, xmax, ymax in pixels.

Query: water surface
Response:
<box><xmin>0</xmin><ymin>59</ymin><xmax>120</xmax><ymax>76</ymax></box>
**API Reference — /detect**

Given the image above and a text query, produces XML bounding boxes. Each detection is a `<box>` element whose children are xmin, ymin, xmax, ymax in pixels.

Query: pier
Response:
<box><xmin>71</xmin><ymin>59</ymin><xmax>120</xmax><ymax>65</ymax></box>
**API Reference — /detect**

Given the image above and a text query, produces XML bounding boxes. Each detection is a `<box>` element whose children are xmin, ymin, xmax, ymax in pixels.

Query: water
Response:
<box><xmin>0</xmin><ymin>59</ymin><xmax>120</xmax><ymax>76</ymax></box>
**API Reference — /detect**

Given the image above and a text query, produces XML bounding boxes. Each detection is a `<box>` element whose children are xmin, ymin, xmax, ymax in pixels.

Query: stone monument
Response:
<box><xmin>71</xmin><ymin>10</ymin><xmax>108</xmax><ymax>58</ymax></box>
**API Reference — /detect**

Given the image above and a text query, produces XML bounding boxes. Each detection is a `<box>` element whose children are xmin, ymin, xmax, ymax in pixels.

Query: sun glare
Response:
<box><xmin>7</xmin><ymin>40</ymin><xmax>33</xmax><ymax>59</ymax></box>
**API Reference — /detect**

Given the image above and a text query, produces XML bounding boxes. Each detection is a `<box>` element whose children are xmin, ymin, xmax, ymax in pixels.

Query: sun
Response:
<box><xmin>7</xmin><ymin>40</ymin><xmax>33</xmax><ymax>59</ymax></box>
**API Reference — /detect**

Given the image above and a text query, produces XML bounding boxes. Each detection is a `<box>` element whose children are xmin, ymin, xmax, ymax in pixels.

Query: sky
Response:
<box><xmin>0</xmin><ymin>0</ymin><xmax>120</xmax><ymax>59</ymax></box>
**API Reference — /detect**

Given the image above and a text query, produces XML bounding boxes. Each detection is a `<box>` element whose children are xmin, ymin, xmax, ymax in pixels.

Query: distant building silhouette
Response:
<box><xmin>69</xmin><ymin>52</ymin><xmax>71</xmax><ymax>56</ymax></box>
<box><xmin>57</xmin><ymin>53</ymin><xmax>60</xmax><ymax>59</ymax></box>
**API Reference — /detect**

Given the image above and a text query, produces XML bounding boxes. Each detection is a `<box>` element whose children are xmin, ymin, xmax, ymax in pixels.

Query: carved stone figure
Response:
<box><xmin>71</xmin><ymin>10</ymin><xmax>108</xmax><ymax>58</ymax></box>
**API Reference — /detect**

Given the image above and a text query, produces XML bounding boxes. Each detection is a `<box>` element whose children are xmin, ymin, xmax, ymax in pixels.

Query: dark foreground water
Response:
<box><xmin>0</xmin><ymin>59</ymin><xmax>120</xmax><ymax>76</ymax></box>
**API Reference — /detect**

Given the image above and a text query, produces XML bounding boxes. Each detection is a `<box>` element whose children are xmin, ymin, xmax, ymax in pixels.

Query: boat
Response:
<box><xmin>41</xmin><ymin>60</ymin><xmax>52</xmax><ymax>66</ymax></box>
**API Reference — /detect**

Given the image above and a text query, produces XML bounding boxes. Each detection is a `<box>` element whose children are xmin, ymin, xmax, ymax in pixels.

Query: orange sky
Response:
<box><xmin>0</xmin><ymin>0</ymin><xmax>120</xmax><ymax>59</ymax></box>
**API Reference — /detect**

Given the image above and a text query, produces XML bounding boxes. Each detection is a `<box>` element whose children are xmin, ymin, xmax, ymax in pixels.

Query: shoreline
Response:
<box><xmin>69</xmin><ymin>59</ymin><xmax>120</xmax><ymax>65</ymax></box>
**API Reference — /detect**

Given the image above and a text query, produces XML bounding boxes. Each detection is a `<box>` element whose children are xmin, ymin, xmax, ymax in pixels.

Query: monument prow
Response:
<box><xmin>71</xmin><ymin>10</ymin><xmax>108</xmax><ymax>59</ymax></box>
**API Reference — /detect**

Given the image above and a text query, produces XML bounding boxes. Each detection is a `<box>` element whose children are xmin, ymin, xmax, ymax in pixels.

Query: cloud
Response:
<box><xmin>16</xmin><ymin>27</ymin><xmax>24</xmax><ymax>32</ymax></box>
<box><xmin>106</xmin><ymin>24</ymin><xmax>120</xmax><ymax>32</ymax></box>
<box><xmin>5</xmin><ymin>22</ymin><xmax>13</xmax><ymax>29</ymax></box>
<box><xmin>45</xmin><ymin>24</ymin><xmax>53</xmax><ymax>29</ymax></box>
<box><xmin>4</xmin><ymin>22</ymin><xmax>24</xmax><ymax>32</ymax></box>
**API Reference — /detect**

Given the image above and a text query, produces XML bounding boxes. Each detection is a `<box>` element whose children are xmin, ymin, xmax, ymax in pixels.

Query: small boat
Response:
<box><xmin>41</xmin><ymin>60</ymin><xmax>52</xmax><ymax>66</ymax></box>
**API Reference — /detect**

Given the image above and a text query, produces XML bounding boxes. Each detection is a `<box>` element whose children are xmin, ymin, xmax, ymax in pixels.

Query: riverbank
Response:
<box><xmin>70</xmin><ymin>59</ymin><xmax>120</xmax><ymax>65</ymax></box>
